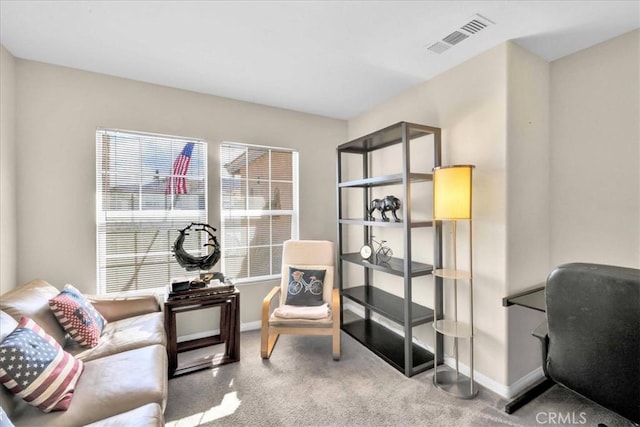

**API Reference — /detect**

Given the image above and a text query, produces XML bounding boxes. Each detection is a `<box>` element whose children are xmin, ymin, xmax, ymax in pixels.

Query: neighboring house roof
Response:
<box><xmin>225</xmin><ymin>151</ymin><xmax>266</xmax><ymax>175</ymax></box>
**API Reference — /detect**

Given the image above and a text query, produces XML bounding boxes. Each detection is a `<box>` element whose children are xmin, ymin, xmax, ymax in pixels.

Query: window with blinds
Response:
<box><xmin>96</xmin><ymin>129</ymin><xmax>208</xmax><ymax>295</ymax></box>
<box><xmin>220</xmin><ymin>143</ymin><xmax>299</xmax><ymax>283</ymax></box>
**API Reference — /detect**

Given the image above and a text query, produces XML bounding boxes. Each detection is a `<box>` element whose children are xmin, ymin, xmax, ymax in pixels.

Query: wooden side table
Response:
<box><xmin>164</xmin><ymin>289</ymin><xmax>240</xmax><ymax>377</ymax></box>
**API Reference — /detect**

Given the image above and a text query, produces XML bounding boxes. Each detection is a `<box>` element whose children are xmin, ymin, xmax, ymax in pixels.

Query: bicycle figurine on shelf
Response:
<box><xmin>288</xmin><ymin>270</ymin><xmax>323</xmax><ymax>296</ymax></box>
<box><xmin>359</xmin><ymin>236</ymin><xmax>393</xmax><ymax>263</ymax></box>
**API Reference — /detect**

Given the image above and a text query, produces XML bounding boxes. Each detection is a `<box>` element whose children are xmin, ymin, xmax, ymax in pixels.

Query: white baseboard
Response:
<box><xmin>241</xmin><ymin>320</ymin><xmax>261</xmax><ymax>332</ymax></box>
<box><xmin>178</xmin><ymin>306</ymin><xmax>543</xmax><ymax>399</ymax></box>
<box><xmin>342</xmin><ymin>304</ymin><xmax>543</xmax><ymax>399</ymax></box>
<box><xmin>504</xmin><ymin>367</ymin><xmax>546</xmax><ymax>399</ymax></box>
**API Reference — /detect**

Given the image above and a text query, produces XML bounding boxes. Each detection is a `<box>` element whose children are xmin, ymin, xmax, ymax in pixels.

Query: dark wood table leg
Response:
<box><xmin>226</xmin><ymin>298</ymin><xmax>235</xmax><ymax>361</ymax></box>
<box><xmin>230</xmin><ymin>293</ymin><xmax>240</xmax><ymax>361</ymax></box>
<box><xmin>220</xmin><ymin>302</ymin><xmax>228</xmax><ymax>345</ymax></box>
<box><xmin>164</xmin><ymin>305</ymin><xmax>178</xmax><ymax>377</ymax></box>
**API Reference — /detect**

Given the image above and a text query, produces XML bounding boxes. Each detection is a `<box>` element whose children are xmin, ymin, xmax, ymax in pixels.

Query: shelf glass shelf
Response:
<box><xmin>433</xmin><ymin>319</ymin><xmax>474</xmax><ymax>338</ymax></box>
<box><xmin>433</xmin><ymin>269</ymin><xmax>472</xmax><ymax>280</ymax></box>
<box><xmin>342</xmin><ymin>286</ymin><xmax>434</xmax><ymax>326</ymax></box>
<box><xmin>341</xmin><ymin>253</ymin><xmax>434</xmax><ymax>277</ymax></box>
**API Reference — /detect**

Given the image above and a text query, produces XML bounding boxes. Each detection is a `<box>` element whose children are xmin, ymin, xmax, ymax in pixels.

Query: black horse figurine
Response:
<box><xmin>368</xmin><ymin>195</ymin><xmax>401</xmax><ymax>222</ymax></box>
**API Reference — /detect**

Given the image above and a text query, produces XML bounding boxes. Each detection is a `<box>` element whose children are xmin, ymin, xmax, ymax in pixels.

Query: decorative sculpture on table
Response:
<box><xmin>172</xmin><ymin>222</ymin><xmax>221</xmax><ymax>271</ymax></box>
<box><xmin>368</xmin><ymin>195</ymin><xmax>401</xmax><ymax>222</ymax></box>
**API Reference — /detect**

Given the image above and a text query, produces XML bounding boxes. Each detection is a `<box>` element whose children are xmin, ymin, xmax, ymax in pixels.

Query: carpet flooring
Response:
<box><xmin>164</xmin><ymin>330</ymin><xmax>634</xmax><ymax>427</ymax></box>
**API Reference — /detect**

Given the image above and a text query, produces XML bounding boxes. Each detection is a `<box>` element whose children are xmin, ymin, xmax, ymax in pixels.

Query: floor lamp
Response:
<box><xmin>432</xmin><ymin>164</ymin><xmax>477</xmax><ymax>399</ymax></box>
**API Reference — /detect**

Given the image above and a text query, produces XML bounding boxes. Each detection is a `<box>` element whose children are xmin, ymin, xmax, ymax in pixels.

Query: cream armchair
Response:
<box><xmin>261</xmin><ymin>240</ymin><xmax>340</xmax><ymax>360</ymax></box>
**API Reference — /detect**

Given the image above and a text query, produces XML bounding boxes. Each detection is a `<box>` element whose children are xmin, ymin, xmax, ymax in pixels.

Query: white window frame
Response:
<box><xmin>96</xmin><ymin>128</ymin><xmax>208</xmax><ymax>295</ymax></box>
<box><xmin>220</xmin><ymin>142</ymin><xmax>299</xmax><ymax>284</ymax></box>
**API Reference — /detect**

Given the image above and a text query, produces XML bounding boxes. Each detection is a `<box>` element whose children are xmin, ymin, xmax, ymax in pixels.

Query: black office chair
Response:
<box><xmin>533</xmin><ymin>263</ymin><xmax>640</xmax><ymax>424</ymax></box>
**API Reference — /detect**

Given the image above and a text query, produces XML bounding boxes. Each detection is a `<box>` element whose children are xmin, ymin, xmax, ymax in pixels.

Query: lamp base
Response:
<box><xmin>433</xmin><ymin>366</ymin><xmax>478</xmax><ymax>399</ymax></box>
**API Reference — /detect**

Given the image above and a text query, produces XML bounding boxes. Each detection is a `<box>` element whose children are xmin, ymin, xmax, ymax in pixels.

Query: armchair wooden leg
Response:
<box><xmin>332</xmin><ymin>330</ymin><xmax>340</xmax><ymax>361</ymax></box>
<box><xmin>260</xmin><ymin>327</ymin><xmax>269</xmax><ymax>359</ymax></box>
<box><xmin>332</xmin><ymin>288</ymin><xmax>341</xmax><ymax>361</ymax></box>
<box><xmin>267</xmin><ymin>333</ymin><xmax>279</xmax><ymax>358</ymax></box>
<box><xmin>261</xmin><ymin>327</ymin><xmax>280</xmax><ymax>359</ymax></box>
<box><xmin>261</xmin><ymin>286</ymin><xmax>281</xmax><ymax>359</ymax></box>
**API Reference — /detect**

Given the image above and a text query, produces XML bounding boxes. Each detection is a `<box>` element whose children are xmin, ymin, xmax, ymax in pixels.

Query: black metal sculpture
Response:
<box><xmin>172</xmin><ymin>222</ymin><xmax>221</xmax><ymax>271</ymax></box>
<box><xmin>368</xmin><ymin>195</ymin><xmax>401</xmax><ymax>222</ymax></box>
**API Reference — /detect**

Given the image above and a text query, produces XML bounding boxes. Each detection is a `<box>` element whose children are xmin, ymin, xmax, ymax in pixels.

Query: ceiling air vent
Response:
<box><xmin>426</xmin><ymin>13</ymin><xmax>494</xmax><ymax>54</ymax></box>
<box><xmin>461</xmin><ymin>18</ymin><xmax>488</xmax><ymax>34</ymax></box>
<box><xmin>442</xmin><ymin>31</ymin><xmax>469</xmax><ymax>46</ymax></box>
<box><xmin>427</xmin><ymin>41</ymin><xmax>451</xmax><ymax>54</ymax></box>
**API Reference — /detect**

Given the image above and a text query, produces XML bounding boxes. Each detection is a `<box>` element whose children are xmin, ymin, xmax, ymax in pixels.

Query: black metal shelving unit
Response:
<box><xmin>336</xmin><ymin>121</ymin><xmax>443</xmax><ymax>377</ymax></box>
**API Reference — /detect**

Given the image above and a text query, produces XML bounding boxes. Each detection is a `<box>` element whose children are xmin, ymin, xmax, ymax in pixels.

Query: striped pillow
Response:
<box><xmin>0</xmin><ymin>317</ymin><xmax>84</xmax><ymax>412</ymax></box>
<box><xmin>49</xmin><ymin>284</ymin><xmax>107</xmax><ymax>348</ymax></box>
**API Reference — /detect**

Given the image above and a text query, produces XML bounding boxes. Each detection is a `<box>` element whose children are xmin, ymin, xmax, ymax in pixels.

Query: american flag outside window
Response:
<box><xmin>166</xmin><ymin>142</ymin><xmax>195</xmax><ymax>195</ymax></box>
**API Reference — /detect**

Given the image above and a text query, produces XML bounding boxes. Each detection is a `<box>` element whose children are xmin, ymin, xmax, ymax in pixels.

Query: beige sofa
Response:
<box><xmin>0</xmin><ymin>279</ymin><xmax>167</xmax><ymax>426</ymax></box>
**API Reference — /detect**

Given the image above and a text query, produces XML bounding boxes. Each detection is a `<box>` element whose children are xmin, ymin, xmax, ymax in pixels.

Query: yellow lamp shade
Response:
<box><xmin>433</xmin><ymin>165</ymin><xmax>474</xmax><ymax>220</ymax></box>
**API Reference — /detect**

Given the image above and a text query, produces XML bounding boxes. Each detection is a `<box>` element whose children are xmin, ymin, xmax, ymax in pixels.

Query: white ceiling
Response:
<box><xmin>1</xmin><ymin>1</ymin><xmax>638</xmax><ymax>119</ymax></box>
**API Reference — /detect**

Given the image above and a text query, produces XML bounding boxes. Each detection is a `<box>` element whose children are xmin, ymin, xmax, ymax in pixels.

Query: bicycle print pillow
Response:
<box><xmin>285</xmin><ymin>268</ymin><xmax>326</xmax><ymax>306</ymax></box>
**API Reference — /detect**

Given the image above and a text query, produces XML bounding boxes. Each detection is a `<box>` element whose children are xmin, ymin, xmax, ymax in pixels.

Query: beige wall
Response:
<box><xmin>550</xmin><ymin>29</ymin><xmax>640</xmax><ymax>267</ymax></box>
<box><xmin>12</xmin><ymin>59</ymin><xmax>346</xmax><ymax>335</ymax></box>
<box><xmin>505</xmin><ymin>42</ymin><xmax>550</xmax><ymax>385</ymax></box>
<box><xmin>506</xmin><ymin>29</ymin><xmax>640</xmax><ymax>390</ymax></box>
<box><xmin>0</xmin><ymin>45</ymin><xmax>17</xmax><ymax>294</ymax></box>
<box><xmin>348</xmin><ymin>43</ymin><xmax>510</xmax><ymax>388</ymax></box>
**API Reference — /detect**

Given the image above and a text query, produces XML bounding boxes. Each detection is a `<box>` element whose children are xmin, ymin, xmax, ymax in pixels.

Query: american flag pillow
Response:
<box><xmin>49</xmin><ymin>284</ymin><xmax>107</xmax><ymax>348</ymax></box>
<box><xmin>0</xmin><ymin>317</ymin><xmax>84</xmax><ymax>412</ymax></box>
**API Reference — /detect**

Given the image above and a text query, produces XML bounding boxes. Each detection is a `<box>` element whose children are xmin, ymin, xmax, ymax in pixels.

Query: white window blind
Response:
<box><xmin>96</xmin><ymin>129</ymin><xmax>208</xmax><ymax>295</ymax></box>
<box><xmin>220</xmin><ymin>143</ymin><xmax>298</xmax><ymax>283</ymax></box>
